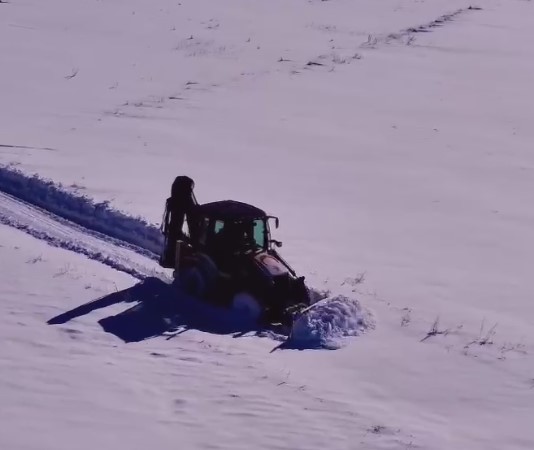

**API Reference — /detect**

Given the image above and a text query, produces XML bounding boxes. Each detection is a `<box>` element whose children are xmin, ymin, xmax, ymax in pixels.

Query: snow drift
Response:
<box><xmin>290</xmin><ymin>295</ymin><xmax>374</xmax><ymax>349</ymax></box>
<box><xmin>0</xmin><ymin>165</ymin><xmax>163</xmax><ymax>257</ymax></box>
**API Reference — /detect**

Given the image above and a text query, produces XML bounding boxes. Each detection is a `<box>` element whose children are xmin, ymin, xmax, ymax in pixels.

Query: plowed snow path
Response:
<box><xmin>0</xmin><ymin>191</ymin><xmax>165</xmax><ymax>280</ymax></box>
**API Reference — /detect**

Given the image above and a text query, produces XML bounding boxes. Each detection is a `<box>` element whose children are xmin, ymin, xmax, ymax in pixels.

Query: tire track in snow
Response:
<box><xmin>0</xmin><ymin>191</ymin><xmax>165</xmax><ymax>280</ymax></box>
<box><xmin>0</xmin><ymin>166</ymin><xmax>167</xmax><ymax>280</ymax></box>
<box><xmin>0</xmin><ymin>165</ymin><xmax>164</xmax><ymax>257</ymax></box>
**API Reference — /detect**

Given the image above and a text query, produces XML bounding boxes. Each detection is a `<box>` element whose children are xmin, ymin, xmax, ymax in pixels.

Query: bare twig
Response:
<box><xmin>65</xmin><ymin>68</ymin><xmax>79</xmax><ymax>80</ymax></box>
<box><xmin>26</xmin><ymin>254</ymin><xmax>43</xmax><ymax>264</ymax></box>
<box><xmin>361</xmin><ymin>34</ymin><xmax>378</xmax><ymax>48</ymax></box>
<box><xmin>341</xmin><ymin>273</ymin><xmax>366</xmax><ymax>287</ymax></box>
<box><xmin>420</xmin><ymin>316</ymin><xmax>460</xmax><ymax>342</ymax></box>
<box><xmin>368</xmin><ymin>425</ymin><xmax>386</xmax><ymax>435</ymax></box>
<box><xmin>464</xmin><ymin>320</ymin><xmax>498</xmax><ymax>348</ymax></box>
<box><xmin>53</xmin><ymin>263</ymin><xmax>73</xmax><ymax>278</ymax></box>
<box><xmin>401</xmin><ymin>309</ymin><xmax>411</xmax><ymax>327</ymax></box>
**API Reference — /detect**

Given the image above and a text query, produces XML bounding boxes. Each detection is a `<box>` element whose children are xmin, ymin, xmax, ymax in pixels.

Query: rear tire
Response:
<box><xmin>195</xmin><ymin>254</ymin><xmax>219</xmax><ymax>288</ymax></box>
<box><xmin>179</xmin><ymin>267</ymin><xmax>206</xmax><ymax>297</ymax></box>
<box><xmin>176</xmin><ymin>254</ymin><xmax>218</xmax><ymax>298</ymax></box>
<box><xmin>232</xmin><ymin>292</ymin><xmax>262</xmax><ymax>321</ymax></box>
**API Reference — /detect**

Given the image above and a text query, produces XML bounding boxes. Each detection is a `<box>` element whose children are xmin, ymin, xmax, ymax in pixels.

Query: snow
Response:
<box><xmin>290</xmin><ymin>296</ymin><xmax>374</xmax><ymax>350</ymax></box>
<box><xmin>0</xmin><ymin>165</ymin><xmax>163</xmax><ymax>256</ymax></box>
<box><xmin>0</xmin><ymin>187</ymin><xmax>164</xmax><ymax>279</ymax></box>
<box><xmin>1</xmin><ymin>0</ymin><xmax>534</xmax><ymax>449</ymax></box>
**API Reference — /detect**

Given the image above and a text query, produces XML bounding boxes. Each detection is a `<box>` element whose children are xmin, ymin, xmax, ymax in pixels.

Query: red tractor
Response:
<box><xmin>159</xmin><ymin>176</ymin><xmax>311</xmax><ymax>327</ymax></box>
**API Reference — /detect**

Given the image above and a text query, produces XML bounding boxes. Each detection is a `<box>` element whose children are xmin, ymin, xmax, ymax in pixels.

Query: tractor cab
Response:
<box><xmin>189</xmin><ymin>201</ymin><xmax>280</xmax><ymax>269</ymax></box>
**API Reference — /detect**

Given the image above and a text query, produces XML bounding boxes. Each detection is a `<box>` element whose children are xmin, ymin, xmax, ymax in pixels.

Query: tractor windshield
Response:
<box><xmin>209</xmin><ymin>218</ymin><xmax>267</xmax><ymax>253</ymax></box>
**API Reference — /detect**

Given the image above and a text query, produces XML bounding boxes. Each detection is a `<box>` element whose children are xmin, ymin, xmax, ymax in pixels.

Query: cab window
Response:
<box><xmin>253</xmin><ymin>219</ymin><xmax>266</xmax><ymax>248</ymax></box>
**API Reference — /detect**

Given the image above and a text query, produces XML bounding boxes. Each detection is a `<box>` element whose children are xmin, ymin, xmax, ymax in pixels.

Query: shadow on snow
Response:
<box><xmin>47</xmin><ymin>277</ymin><xmax>287</xmax><ymax>345</ymax></box>
<box><xmin>47</xmin><ymin>278</ymin><xmax>363</xmax><ymax>351</ymax></box>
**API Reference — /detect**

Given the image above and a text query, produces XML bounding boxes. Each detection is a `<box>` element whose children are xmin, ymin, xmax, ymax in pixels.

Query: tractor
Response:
<box><xmin>159</xmin><ymin>176</ymin><xmax>311</xmax><ymax>327</ymax></box>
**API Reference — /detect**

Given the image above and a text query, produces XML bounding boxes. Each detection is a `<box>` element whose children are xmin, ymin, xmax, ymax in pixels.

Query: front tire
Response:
<box><xmin>232</xmin><ymin>292</ymin><xmax>262</xmax><ymax>321</ymax></box>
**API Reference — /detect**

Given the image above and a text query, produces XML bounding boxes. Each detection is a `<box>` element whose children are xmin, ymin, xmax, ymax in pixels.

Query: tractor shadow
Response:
<box><xmin>47</xmin><ymin>277</ymin><xmax>283</xmax><ymax>343</ymax></box>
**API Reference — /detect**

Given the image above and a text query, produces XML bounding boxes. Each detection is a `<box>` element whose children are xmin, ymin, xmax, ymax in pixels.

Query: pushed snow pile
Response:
<box><xmin>0</xmin><ymin>165</ymin><xmax>163</xmax><ymax>257</ymax></box>
<box><xmin>290</xmin><ymin>295</ymin><xmax>374</xmax><ymax>349</ymax></box>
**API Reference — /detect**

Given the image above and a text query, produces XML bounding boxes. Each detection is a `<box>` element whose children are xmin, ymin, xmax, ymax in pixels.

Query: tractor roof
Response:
<box><xmin>196</xmin><ymin>200</ymin><xmax>266</xmax><ymax>221</ymax></box>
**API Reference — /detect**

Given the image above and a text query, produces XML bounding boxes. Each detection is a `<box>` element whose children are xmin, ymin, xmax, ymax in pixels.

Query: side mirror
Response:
<box><xmin>270</xmin><ymin>239</ymin><xmax>283</xmax><ymax>248</ymax></box>
<box><xmin>268</xmin><ymin>216</ymin><xmax>280</xmax><ymax>229</ymax></box>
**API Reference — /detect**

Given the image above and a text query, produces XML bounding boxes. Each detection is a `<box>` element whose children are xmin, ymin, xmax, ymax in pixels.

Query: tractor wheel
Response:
<box><xmin>177</xmin><ymin>254</ymin><xmax>218</xmax><ymax>299</ymax></box>
<box><xmin>179</xmin><ymin>267</ymin><xmax>206</xmax><ymax>298</ymax></box>
<box><xmin>232</xmin><ymin>292</ymin><xmax>262</xmax><ymax>321</ymax></box>
<box><xmin>195</xmin><ymin>254</ymin><xmax>219</xmax><ymax>288</ymax></box>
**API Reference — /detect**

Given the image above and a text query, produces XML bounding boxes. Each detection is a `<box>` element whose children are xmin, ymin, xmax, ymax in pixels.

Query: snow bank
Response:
<box><xmin>0</xmin><ymin>190</ymin><xmax>165</xmax><ymax>280</ymax></box>
<box><xmin>0</xmin><ymin>165</ymin><xmax>163</xmax><ymax>257</ymax></box>
<box><xmin>290</xmin><ymin>295</ymin><xmax>374</xmax><ymax>349</ymax></box>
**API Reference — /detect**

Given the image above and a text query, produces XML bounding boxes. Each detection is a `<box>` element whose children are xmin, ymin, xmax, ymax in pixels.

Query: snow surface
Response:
<box><xmin>0</xmin><ymin>165</ymin><xmax>164</xmax><ymax>256</ymax></box>
<box><xmin>291</xmin><ymin>296</ymin><xmax>374</xmax><ymax>350</ymax></box>
<box><xmin>2</xmin><ymin>0</ymin><xmax>534</xmax><ymax>449</ymax></box>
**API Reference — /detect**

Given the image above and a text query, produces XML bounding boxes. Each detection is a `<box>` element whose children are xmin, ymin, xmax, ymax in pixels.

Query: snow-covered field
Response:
<box><xmin>1</xmin><ymin>0</ymin><xmax>534</xmax><ymax>449</ymax></box>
